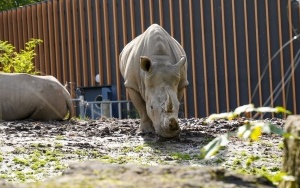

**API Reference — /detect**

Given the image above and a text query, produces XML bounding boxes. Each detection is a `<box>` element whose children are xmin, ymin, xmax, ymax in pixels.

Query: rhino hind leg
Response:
<box><xmin>127</xmin><ymin>88</ymin><xmax>155</xmax><ymax>134</ymax></box>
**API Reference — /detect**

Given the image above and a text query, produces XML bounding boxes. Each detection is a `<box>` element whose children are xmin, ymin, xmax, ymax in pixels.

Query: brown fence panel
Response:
<box><xmin>0</xmin><ymin>0</ymin><xmax>300</xmax><ymax>118</ymax></box>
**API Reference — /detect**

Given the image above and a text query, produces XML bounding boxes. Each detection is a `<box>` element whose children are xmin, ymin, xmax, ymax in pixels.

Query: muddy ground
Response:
<box><xmin>0</xmin><ymin>117</ymin><xmax>285</xmax><ymax>187</ymax></box>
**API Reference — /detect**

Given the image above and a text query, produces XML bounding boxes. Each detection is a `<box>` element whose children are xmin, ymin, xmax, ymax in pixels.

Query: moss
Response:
<box><xmin>13</xmin><ymin>157</ymin><xmax>30</xmax><ymax>166</ymax></box>
<box><xmin>232</xmin><ymin>158</ymin><xmax>241</xmax><ymax>165</ymax></box>
<box><xmin>54</xmin><ymin>142</ymin><xmax>63</xmax><ymax>148</ymax></box>
<box><xmin>278</xmin><ymin>142</ymin><xmax>284</xmax><ymax>150</ymax></box>
<box><xmin>171</xmin><ymin>152</ymin><xmax>191</xmax><ymax>160</ymax></box>
<box><xmin>240</xmin><ymin>150</ymin><xmax>247</xmax><ymax>156</ymax></box>
<box><xmin>14</xmin><ymin>171</ymin><xmax>26</xmax><ymax>182</ymax></box>
<box><xmin>260</xmin><ymin>141</ymin><xmax>274</xmax><ymax>147</ymax></box>
<box><xmin>99</xmin><ymin>155</ymin><xmax>116</xmax><ymax>163</ymax></box>
<box><xmin>133</xmin><ymin>145</ymin><xmax>145</xmax><ymax>152</ymax></box>
<box><xmin>74</xmin><ymin>149</ymin><xmax>89</xmax><ymax>156</ymax></box>
<box><xmin>55</xmin><ymin>135</ymin><xmax>64</xmax><ymax>140</ymax></box>
<box><xmin>215</xmin><ymin>158</ymin><xmax>225</xmax><ymax>164</ymax></box>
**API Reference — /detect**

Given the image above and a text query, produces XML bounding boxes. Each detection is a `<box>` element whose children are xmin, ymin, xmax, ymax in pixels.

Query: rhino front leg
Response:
<box><xmin>127</xmin><ymin>88</ymin><xmax>155</xmax><ymax>134</ymax></box>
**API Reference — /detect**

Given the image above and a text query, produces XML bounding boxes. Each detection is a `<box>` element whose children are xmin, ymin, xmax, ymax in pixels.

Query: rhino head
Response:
<box><xmin>140</xmin><ymin>55</ymin><xmax>186</xmax><ymax>140</ymax></box>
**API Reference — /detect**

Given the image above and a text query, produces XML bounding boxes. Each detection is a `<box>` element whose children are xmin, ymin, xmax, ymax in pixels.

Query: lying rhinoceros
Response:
<box><xmin>119</xmin><ymin>24</ymin><xmax>188</xmax><ymax>140</ymax></box>
<box><xmin>0</xmin><ymin>73</ymin><xmax>73</xmax><ymax>121</ymax></box>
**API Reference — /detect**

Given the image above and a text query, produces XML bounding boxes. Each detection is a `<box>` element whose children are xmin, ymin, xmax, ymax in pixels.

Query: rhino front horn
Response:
<box><xmin>165</xmin><ymin>92</ymin><xmax>173</xmax><ymax>112</ymax></box>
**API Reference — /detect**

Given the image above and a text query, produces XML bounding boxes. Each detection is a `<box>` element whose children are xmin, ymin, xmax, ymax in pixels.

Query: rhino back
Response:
<box><xmin>119</xmin><ymin>24</ymin><xmax>188</xmax><ymax>94</ymax></box>
<box><xmin>0</xmin><ymin>73</ymin><xmax>71</xmax><ymax>120</ymax></box>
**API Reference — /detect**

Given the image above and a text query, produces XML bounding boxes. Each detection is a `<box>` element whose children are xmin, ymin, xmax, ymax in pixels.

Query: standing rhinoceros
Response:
<box><xmin>0</xmin><ymin>73</ymin><xmax>73</xmax><ymax>121</ymax></box>
<box><xmin>119</xmin><ymin>24</ymin><xmax>188</xmax><ymax>140</ymax></box>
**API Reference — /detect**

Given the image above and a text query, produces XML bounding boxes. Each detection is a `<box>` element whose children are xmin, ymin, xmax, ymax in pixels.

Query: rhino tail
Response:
<box><xmin>66</xmin><ymin>97</ymin><xmax>74</xmax><ymax>120</ymax></box>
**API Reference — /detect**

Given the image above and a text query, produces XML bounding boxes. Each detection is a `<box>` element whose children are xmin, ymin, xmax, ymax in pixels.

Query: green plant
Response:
<box><xmin>200</xmin><ymin>104</ymin><xmax>290</xmax><ymax>160</ymax></box>
<box><xmin>0</xmin><ymin>38</ymin><xmax>42</xmax><ymax>74</ymax></box>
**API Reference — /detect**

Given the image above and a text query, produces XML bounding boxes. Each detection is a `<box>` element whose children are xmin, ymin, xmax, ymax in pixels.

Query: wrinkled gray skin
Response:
<box><xmin>0</xmin><ymin>73</ymin><xmax>73</xmax><ymax>121</ymax></box>
<box><xmin>119</xmin><ymin>24</ymin><xmax>188</xmax><ymax>140</ymax></box>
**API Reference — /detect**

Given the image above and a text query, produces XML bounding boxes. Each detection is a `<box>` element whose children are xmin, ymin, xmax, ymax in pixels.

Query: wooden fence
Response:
<box><xmin>0</xmin><ymin>0</ymin><xmax>300</xmax><ymax>118</ymax></box>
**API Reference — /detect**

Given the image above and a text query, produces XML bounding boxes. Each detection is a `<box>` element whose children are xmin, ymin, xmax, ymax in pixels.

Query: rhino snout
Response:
<box><xmin>169</xmin><ymin>117</ymin><xmax>179</xmax><ymax>131</ymax></box>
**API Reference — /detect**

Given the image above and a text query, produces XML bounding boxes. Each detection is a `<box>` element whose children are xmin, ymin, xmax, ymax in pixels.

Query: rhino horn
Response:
<box><xmin>165</xmin><ymin>92</ymin><xmax>173</xmax><ymax>112</ymax></box>
<box><xmin>175</xmin><ymin>56</ymin><xmax>186</xmax><ymax>68</ymax></box>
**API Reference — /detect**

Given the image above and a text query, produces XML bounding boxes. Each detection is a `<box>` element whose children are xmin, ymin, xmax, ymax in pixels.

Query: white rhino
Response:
<box><xmin>0</xmin><ymin>73</ymin><xmax>74</xmax><ymax>121</ymax></box>
<box><xmin>119</xmin><ymin>24</ymin><xmax>188</xmax><ymax>140</ymax></box>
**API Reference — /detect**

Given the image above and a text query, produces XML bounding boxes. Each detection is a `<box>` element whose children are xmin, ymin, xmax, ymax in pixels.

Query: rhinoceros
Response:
<box><xmin>119</xmin><ymin>24</ymin><xmax>188</xmax><ymax>140</ymax></box>
<box><xmin>0</xmin><ymin>73</ymin><xmax>73</xmax><ymax>121</ymax></box>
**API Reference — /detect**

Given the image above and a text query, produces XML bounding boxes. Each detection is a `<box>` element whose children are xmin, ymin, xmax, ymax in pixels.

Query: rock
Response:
<box><xmin>36</xmin><ymin>161</ymin><xmax>274</xmax><ymax>188</ymax></box>
<box><xmin>280</xmin><ymin>115</ymin><xmax>300</xmax><ymax>188</ymax></box>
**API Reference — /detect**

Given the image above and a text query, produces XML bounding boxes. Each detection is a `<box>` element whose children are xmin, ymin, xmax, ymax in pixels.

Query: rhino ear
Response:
<box><xmin>175</xmin><ymin>56</ymin><xmax>186</xmax><ymax>68</ymax></box>
<box><xmin>140</xmin><ymin>56</ymin><xmax>152</xmax><ymax>72</ymax></box>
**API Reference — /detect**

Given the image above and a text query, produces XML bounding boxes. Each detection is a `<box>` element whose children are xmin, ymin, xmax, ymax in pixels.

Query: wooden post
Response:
<box><xmin>280</xmin><ymin>115</ymin><xmax>300</xmax><ymax>188</ymax></box>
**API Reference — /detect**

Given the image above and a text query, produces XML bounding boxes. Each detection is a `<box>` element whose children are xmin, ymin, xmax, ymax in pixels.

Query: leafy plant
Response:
<box><xmin>200</xmin><ymin>104</ymin><xmax>291</xmax><ymax>159</ymax></box>
<box><xmin>0</xmin><ymin>38</ymin><xmax>42</xmax><ymax>74</ymax></box>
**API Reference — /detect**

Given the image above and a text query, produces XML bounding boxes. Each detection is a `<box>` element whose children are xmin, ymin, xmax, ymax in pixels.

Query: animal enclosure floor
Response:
<box><xmin>0</xmin><ymin>117</ymin><xmax>284</xmax><ymax>187</ymax></box>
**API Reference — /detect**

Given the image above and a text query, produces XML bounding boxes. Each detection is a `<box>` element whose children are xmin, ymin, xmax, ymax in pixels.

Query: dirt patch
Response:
<box><xmin>0</xmin><ymin>117</ymin><xmax>284</xmax><ymax>187</ymax></box>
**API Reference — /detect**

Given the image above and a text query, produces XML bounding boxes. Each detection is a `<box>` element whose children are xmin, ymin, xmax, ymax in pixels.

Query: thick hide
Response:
<box><xmin>119</xmin><ymin>24</ymin><xmax>188</xmax><ymax>139</ymax></box>
<box><xmin>0</xmin><ymin>73</ymin><xmax>73</xmax><ymax>121</ymax></box>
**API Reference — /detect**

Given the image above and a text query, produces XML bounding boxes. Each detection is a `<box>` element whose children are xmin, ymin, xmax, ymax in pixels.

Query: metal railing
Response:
<box><xmin>71</xmin><ymin>98</ymin><xmax>133</xmax><ymax>119</ymax></box>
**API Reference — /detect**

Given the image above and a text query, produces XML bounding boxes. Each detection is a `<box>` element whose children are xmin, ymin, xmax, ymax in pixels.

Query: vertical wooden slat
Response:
<box><xmin>66</xmin><ymin>0</ymin><xmax>74</xmax><ymax>87</ymax></box>
<box><xmin>103</xmin><ymin>0</ymin><xmax>111</xmax><ymax>84</ymax></box>
<box><xmin>231</xmin><ymin>1</ymin><xmax>240</xmax><ymax>107</ymax></box>
<box><xmin>254</xmin><ymin>0</ymin><xmax>262</xmax><ymax>108</ymax></box>
<box><xmin>37</xmin><ymin>4</ymin><xmax>44</xmax><ymax>73</ymax></box>
<box><xmin>7</xmin><ymin>11</ymin><xmax>13</xmax><ymax>44</ymax></box>
<box><xmin>21</xmin><ymin>8</ymin><xmax>28</xmax><ymax>46</ymax></box>
<box><xmin>200</xmin><ymin>0</ymin><xmax>209</xmax><ymax>117</ymax></box>
<box><xmin>130</xmin><ymin>0</ymin><xmax>136</xmax><ymax>39</ymax></box>
<box><xmin>113</xmin><ymin>0</ymin><xmax>120</xmax><ymax>86</ymax></box>
<box><xmin>42</xmin><ymin>2</ymin><xmax>50</xmax><ymax>75</ymax></box>
<box><xmin>243</xmin><ymin>1</ymin><xmax>251</xmax><ymax>105</ymax></box>
<box><xmin>277</xmin><ymin>0</ymin><xmax>286</xmax><ymax>112</ymax></box>
<box><xmin>3</xmin><ymin>12</ymin><xmax>9</xmax><ymax>40</ymax></box>
<box><xmin>47</xmin><ymin>1</ymin><xmax>56</xmax><ymax>76</ymax></box>
<box><xmin>179</xmin><ymin>0</ymin><xmax>188</xmax><ymax>118</ymax></box>
<box><xmin>149</xmin><ymin>0</ymin><xmax>154</xmax><ymax>24</ymax></box>
<box><xmin>113</xmin><ymin>0</ymin><xmax>121</xmax><ymax>100</ymax></box>
<box><xmin>59</xmin><ymin>0</ymin><xmax>68</xmax><ymax>83</ymax></box>
<box><xmin>17</xmin><ymin>8</ymin><xmax>23</xmax><ymax>50</ymax></box>
<box><xmin>159</xmin><ymin>0</ymin><xmax>163</xmax><ymax>27</ymax></box>
<box><xmin>79</xmin><ymin>0</ymin><xmax>88</xmax><ymax>85</ymax></box>
<box><xmin>265</xmin><ymin>0</ymin><xmax>274</xmax><ymax>106</ymax></box>
<box><xmin>31</xmin><ymin>5</ymin><xmax>39</xmax><ymax>71</ymax></box>
<box><xmin>121</xmin><ymin>0</ymin><xmax>128</xmax><ymax>46</ymax></box>
<box><xmin>210</xmin><ymin>0</ymin><xmax>219</xmax><ymax>113</ymax></box>
<box><xmin>87</xmin><ymin>0</ymin><xmax>95</xmax><ymax>86</ymax></box>
<box><xmin>0</xmin><ymin>12</ymin><xmax>4</xmax><ymax>40</ymax></box>
<box><xmin>53</xmin><ymin>0</ymin><xmax>61</xmax><ymax>81</ymax></box>
<box><xmin>188</xmin><ymin>1</ymin><xmax>198</xmax><ymax>118</ymax></box>
<box><xmin>169</xmin><ymin>0</ymin><xmax>174</xmax><ymax>36</ymax></box>
<box><xmin>26</xmin><ymin>6</ymin><xmax>33</xmax><ymax>40</ymax></box>
<box><xmin>265</xmin><ymin>1</ymin><xmax>274</xmax><ymax>111</ymax></box>
<box><xmin>73</xmin><ymin>0</ymin><xmax>82</xmax><ymax>86</ymax></box>
<box><xmin>140</xmin><ymin>0</ymin><xmax>145</xmax><ymax>31</ymax></box>
<box><xmin>221</xmin><ymin>0</ymin><xmax>230</xmax><ymax>112</ymax></box>
<box><xmin>287</xmin><ymin>0</ymin><xmax>297</xmax><ymax>114</ymax></box>
<box><xmin>95</xmin><ymin>0</ymin><xmax>103</xmax><ymax>86</ymax></box>
<box><xmin>12</xmin><ymin>10</ymin><xmax>18</xmax><ymax>49</ymax></box>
